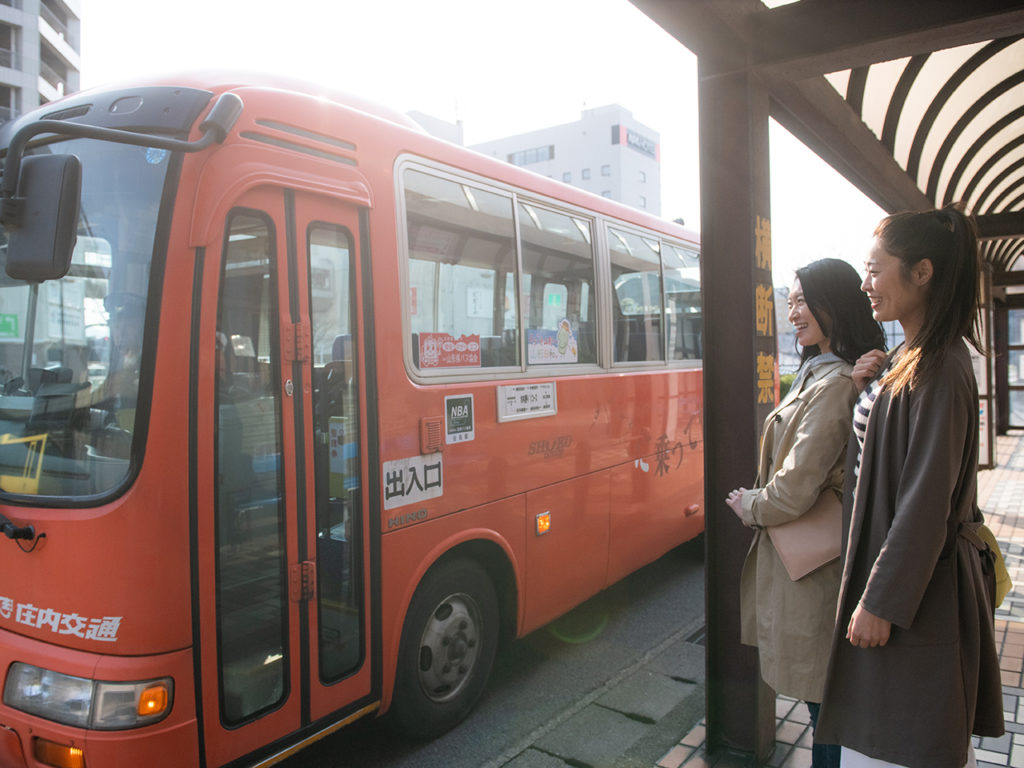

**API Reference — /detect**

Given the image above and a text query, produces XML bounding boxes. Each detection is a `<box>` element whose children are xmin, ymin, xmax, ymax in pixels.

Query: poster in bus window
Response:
<box><xmin>418</xmin><ymin>332</ymin><xmax>481</xmax><ymax>368</ymax></box>
<box><xmin>527</xmin><ymin>319</ymin><xmax>577</xmax><ymax>365</ymax></box>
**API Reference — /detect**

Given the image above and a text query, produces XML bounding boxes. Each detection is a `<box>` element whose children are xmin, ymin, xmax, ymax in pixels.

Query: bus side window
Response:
<box><xmin>609</xmin><ymin>228</ymin><xmax>664</xmax><ymax>363</ymax></box>
<box><xmin>519</xmin><ymin>204</ymin><xmax>596</xmax><ymax>366</ymax></box>
<box><xmin>404</xmin><ymin>169</ymin><xmax>519</xmax><ymax>370</ymax></box>
<box><xmin>663</xmin><ymin>243</ymin><xmax>702</xmax><ymax>361</ymax></box>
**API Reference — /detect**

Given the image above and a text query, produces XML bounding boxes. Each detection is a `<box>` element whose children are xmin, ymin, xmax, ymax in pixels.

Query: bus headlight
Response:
<box><xmin>3</xmin><ymin>663</ymin><xmax>173</xmax><ymax>729</ymax></box>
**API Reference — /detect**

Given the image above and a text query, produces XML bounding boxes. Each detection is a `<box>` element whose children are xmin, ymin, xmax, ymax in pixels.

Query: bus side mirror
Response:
<box><xmin>3</xmin><ymin>154</ymin><xmax>81</xmax><ymax>282</ymax></box>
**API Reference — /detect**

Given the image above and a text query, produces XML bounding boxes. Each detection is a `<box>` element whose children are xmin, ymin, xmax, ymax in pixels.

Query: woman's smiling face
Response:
<box><xmin>861</xmin><ymin>240</ymin><xmax>930</xmax><ymax>335</ymax></box>
<box><xmin>788</xmin><ymin>278</ymin><xmax>830</xmax><ymax>353</ymax></box>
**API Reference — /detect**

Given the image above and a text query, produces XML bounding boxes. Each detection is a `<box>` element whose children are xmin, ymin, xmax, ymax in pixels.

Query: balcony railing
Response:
<box><xmin>39</xmin><ymin>3</ymin><xmax>68</xmax><ymax>39</ymax></box>
<box><xmin>39</xmin><ymin>58</ymin><xmax>66</xmax><ymax>92</ymax></box>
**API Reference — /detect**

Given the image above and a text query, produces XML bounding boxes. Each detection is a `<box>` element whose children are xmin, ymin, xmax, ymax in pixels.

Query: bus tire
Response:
<box><xmin>390</xmin><ymin>558</ymin><xmax>499</xmax><ymax>738</ymax></box>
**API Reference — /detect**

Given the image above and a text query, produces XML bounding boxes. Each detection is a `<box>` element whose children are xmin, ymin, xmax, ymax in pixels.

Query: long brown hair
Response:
<box><xmin>874</xmin><ymin>204</ymin><xmax>984</xmax><ymax>394</ymax></box>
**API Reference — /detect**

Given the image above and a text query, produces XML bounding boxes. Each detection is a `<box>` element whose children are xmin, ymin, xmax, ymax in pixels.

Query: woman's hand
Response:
<box><xmin>847</xmin><ymin>602</ymin><xmax>891</xmax><ymax>647</ymax></box>
<box><xmin>725</xmin><ymin>488</ymin><xmax>747</xmax><ymax>522</ymax></box>
<box><xmin>852</xmin><ymin>349</ymin><xmax>887</xmax><ymax>392</ymax></box>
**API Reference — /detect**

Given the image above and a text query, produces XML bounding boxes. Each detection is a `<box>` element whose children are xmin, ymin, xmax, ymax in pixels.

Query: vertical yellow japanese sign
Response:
<box><xmin>755</xmin><ymin>215</ymin><xmax>772</xmax><ymax>271</ymax></box>
<box><xmin>754</xmin><ymin>215</ymin><xmax>776</xmax><ymax>405</ymax></box>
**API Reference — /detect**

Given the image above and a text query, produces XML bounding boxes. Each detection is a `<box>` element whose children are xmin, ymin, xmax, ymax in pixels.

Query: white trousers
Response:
<box><xmin>841</xmin><ymin>744</ymin><xmax>977</xmax><ymax>768</ymax></box>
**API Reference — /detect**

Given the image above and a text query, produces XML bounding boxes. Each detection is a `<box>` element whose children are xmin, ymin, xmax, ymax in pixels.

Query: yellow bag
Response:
<box><xmin>978</xmin><ymin>524</ymin><xmax>1012</xmax><ymax>608</ymax></box>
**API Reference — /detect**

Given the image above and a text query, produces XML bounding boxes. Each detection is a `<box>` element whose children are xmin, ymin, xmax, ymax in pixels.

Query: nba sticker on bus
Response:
<box><xmin>445</xmin><ymin>394</ymin><xmax>475</xmax><ymax>444</ymax></box>
<box><xmin>383</xmin><ymin>453</ymin><xmax>444</xmax><ymax>510</ymax></box>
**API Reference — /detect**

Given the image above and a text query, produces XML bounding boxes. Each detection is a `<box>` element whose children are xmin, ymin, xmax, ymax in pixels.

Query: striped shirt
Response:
<box><xmin>853</xmin><ymin>373</ymin><xmax>886</xmax><ymax>479</ymax></box>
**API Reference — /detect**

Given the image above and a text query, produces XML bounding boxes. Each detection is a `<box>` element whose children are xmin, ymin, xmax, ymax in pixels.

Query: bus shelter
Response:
<box><xmin>629</xmin><ymin>0</ymin><xmax>1024</xmax><ymax>760</ymax></box>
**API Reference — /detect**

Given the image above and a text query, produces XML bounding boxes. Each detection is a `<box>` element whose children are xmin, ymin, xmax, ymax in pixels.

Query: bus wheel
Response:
<box><xmin>390</xmin><ymin>558</ymin><xmax>499</xmax><ymax>738</ymax></box>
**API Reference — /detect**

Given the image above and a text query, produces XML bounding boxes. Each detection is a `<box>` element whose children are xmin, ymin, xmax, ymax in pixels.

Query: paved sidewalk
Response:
<box><xmin>656</xmin><ymin>430</ymin><xmax>1024</xmax><ymax>768</ymax></box>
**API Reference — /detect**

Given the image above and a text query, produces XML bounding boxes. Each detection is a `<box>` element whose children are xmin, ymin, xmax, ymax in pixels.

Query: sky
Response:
<box><xmin>78</xmin><ymin>0</ymin><xmax>885</xmax><ymax>287</ymax></box>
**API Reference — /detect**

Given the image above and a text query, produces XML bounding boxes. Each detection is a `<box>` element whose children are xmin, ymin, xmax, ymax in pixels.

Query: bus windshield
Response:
<box><xmin>0</xmin><ymin>137</ymin><xmax>174</xmax><ymax>499</ymax></box>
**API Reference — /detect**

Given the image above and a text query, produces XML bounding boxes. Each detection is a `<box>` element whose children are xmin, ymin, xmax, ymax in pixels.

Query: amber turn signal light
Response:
<box><xmin>138</xmin><ymin>683</ymin><xmax>170</xmax><ymax>717</ymax></box>
<box><xmin>33</xmin><ymin>737</ymin><xmax>85</xmax><ymax>768</ymax></box>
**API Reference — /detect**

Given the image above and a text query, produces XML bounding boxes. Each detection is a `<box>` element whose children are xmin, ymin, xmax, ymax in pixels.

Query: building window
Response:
<box><xmin>0</xmin><ymin>24</ymin><xmax>12</xmax><ymax>69</ymax></box>
<box><xmin>563</xmin><ymin>171</ymin><xmax>571</xmax><ymax>183</ymax></box>
<box><xmin>581</xmin><ymin>168</ymin><xmax>591</xmax><ymax>180</ymax></box>
<box><xmin>507</xmin><ymin>145</ymin><xmax>554</xmax><ymax>167</ymax></box>
<box><xmin>602</xmin><ymin>191</ymin><xmax>612</xmax><ymax>198</ymax></box>
<box><xmin>601</xmin><ymin>165</ymin><xmax>611</xmax><ymax>177</ymax></box>
<box><xmin>639</xmin><ymin>171</ymin><xmax>647</xmax><ymax>183</ymax></box>
<box><xmin>639</xmin><ymin>196</ymin><xmax>647</xmax><ymax>209</ymax></box>
<box><xmin>0</xmin><ymin>85</ymin><xmax>13</xmax><ymax>122</ymax></box>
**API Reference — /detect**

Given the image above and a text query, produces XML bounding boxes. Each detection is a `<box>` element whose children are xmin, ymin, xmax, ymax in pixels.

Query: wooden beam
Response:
<box><xmin>629</xmin><ymin>0</ymin><xmax>1024</xmax><ymax>79</ymax></box>
<box><xmin>976</xmin><ymin>211</ymin><xmax>1024</xmax><ymax>240</ymax></box>
<box><xmin>768</xmin><ymin>76</ymin><xmax>932</xmax><ymax>213</ymax></box>
<box><xmin>754</xmin><ymin>0</ymin><xmax>1024</xmax><ymax>80</ymax></box>
<box><xmin>994</xmin><ymin>270</ymin><xmax>1024</xmax><ymax>286</ymax></box>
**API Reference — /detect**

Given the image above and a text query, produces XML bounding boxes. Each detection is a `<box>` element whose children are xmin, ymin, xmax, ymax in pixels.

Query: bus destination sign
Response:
<box><xmin>496</xmin><ymin>382</ymin><xmax>557</xmax><ymax>422</ymax></box>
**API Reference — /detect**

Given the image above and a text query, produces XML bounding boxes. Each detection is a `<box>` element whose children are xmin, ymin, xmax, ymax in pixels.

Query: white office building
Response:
<box><xmin>469</xmin><ymin>104</ymin><xmax>662</xmax><ymax>216</ymax></box>
<box><xmin>0</xmin><ymin>0</ymin><xmax>80</xmax><ymax>123</ymax></box>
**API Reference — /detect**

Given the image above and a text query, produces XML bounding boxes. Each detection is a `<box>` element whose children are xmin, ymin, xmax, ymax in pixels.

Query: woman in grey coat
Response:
<box><xmin>727</xmin><ymin>258</ymin><xmax>884</xmax><ymax>768</ymax></box>
<box><xmin>816</xmin><ymin>207</ymin><xmax>1004</xmax><ymax>767</ymax></box>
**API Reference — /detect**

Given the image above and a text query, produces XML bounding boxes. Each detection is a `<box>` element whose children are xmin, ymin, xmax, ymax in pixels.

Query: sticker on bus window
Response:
<box><xmin>445</xmin><ymin>394</ymin><xmax>475</xmax><ymax>444</ymax></box>
<box><xmin>382</xmin><ymin>453</ymin><xmax>443</xmax><ymax>510</ymax></box>
<box><xmin>527</xmin><ymin>319</ymin><xmax>578</xmax><ymax>364</ymax></box>
<box><xmin>419</xmin><ymin>332</ymin><xmax>481</xmax><ymax>368</ymax></box>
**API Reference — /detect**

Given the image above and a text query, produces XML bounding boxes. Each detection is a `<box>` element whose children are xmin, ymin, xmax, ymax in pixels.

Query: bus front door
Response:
<box><xmin>197</xmin><ymin>185</ymin><xmax>373</xmax><ymax>766</ymax></box>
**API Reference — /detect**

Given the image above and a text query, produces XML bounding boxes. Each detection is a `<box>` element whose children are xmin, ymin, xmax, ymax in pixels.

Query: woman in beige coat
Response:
<box><xmin>727</xmin><ymin>258</ymin><xmax>884</xmax><ymax>768</ymax></box>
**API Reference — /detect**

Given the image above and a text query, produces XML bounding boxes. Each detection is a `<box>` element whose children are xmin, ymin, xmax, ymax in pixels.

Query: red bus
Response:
<box><xmin>0</xmin><ymin>73</ymin><xmax>703</xmax><ymax>768</ymax></box>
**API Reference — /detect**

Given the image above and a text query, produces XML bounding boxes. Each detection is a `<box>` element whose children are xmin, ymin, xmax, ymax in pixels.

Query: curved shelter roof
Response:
<box><xmin>630</xmin><ymin>0</ymin><xmax>1024</xmax><ymax>276</ymax></box>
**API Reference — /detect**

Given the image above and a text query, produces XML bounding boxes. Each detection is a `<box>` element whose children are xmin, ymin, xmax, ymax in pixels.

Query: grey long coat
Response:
<box><xmin>817</xmin><ymin>342</ymin><xmax>1004</xmax><ymax>767</ymax></box>
<box><xmin>739</xmin><ymin>357</ymin><xmax>857</xmax><ymax>702</ymax></box>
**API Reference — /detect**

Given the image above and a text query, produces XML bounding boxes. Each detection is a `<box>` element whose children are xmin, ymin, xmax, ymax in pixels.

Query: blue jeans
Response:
<box><xmin>806</xmin><ymin>702</ymin><xmax>840</xmax><ymax>768</ymax></box>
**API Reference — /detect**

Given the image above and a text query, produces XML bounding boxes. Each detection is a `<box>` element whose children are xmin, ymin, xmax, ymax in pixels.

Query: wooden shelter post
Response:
<box><xmin>699</xmin><ymin>58</ymin><xmax>778</xmax><ymax>762</ymax></box>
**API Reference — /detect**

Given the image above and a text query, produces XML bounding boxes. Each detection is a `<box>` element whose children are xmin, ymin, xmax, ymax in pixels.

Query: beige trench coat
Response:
<box><xmin>739</xmin><ymin>357</ymin><xmax>857</xmax><ymax>702</ymax></box>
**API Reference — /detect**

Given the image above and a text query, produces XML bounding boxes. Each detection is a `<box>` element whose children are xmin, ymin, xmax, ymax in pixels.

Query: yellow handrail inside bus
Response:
<box><xmin>0</xmin><ymin>432</ymin><xmax>47</xmax><ymax>494</ymax></box>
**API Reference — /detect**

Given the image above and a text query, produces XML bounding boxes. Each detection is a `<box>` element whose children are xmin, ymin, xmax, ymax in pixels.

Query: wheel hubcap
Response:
<box><xmin>417</xmin><ymin>593</ymin><xmax>481</xmax><ymax>702</ymax></box>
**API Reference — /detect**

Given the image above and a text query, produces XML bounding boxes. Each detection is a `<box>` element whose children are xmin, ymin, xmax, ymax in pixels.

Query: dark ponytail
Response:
<box><xmin>874</xmin><ymin>203</ymin><xmax>983</xmax><ymax>393</ymax></box>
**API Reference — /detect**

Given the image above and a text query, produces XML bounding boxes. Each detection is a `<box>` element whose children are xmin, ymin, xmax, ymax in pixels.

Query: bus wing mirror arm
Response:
<box><xmin>1</xmin><ymin>92</ymin><xmax>245</xmax><ymax>198</ymax></box>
